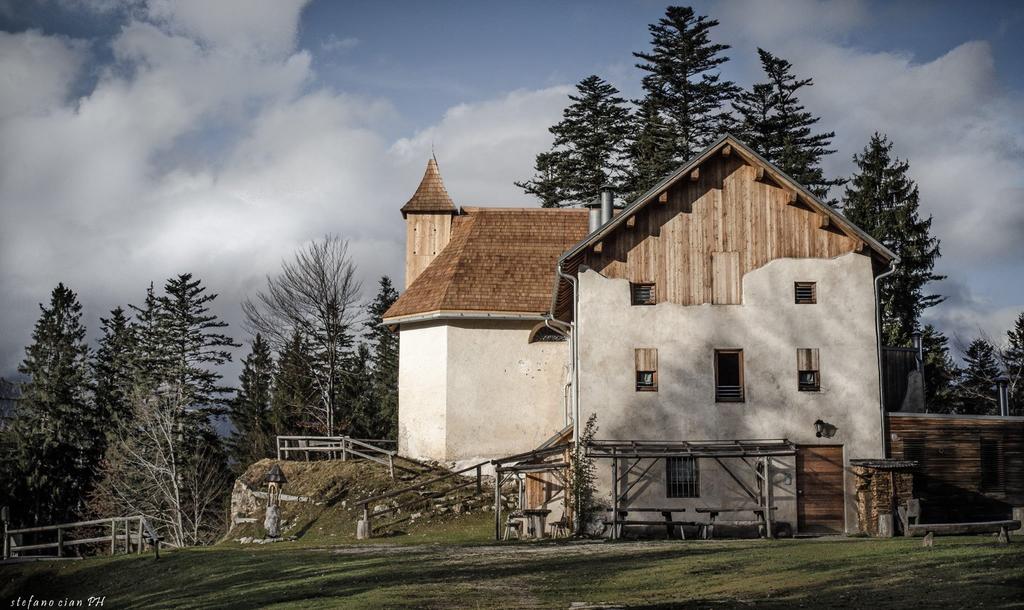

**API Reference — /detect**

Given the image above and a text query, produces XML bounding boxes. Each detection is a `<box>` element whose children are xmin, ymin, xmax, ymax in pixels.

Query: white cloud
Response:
<box><xmin>0</xmin><ymin>1</ymin><xmax>571</xmax><ymax>375</ymax></box>
<box><xmin>0</xmin><ymin>30</ymin><xmax>85</xmax><ymax>119</ymax></box>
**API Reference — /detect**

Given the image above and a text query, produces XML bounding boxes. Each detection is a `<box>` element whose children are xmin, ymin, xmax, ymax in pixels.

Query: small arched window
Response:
<box><xmin>528</xmin><ymin>322</ymin><xmax>567</xmax><ymax>344</ymax></box>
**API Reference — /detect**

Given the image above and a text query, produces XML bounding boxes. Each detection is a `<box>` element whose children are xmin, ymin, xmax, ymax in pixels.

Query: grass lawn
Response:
<box><xmin>2</xmin><ymin>535</ymin><xmax>1022</xmax><ymax>608</ymax></box>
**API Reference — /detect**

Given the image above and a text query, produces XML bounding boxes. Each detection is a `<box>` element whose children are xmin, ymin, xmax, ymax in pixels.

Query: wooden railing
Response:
<box><xmin>356</xmin><ymin>461</ymin><xmax>488</xmax><ymax>537</ymax></box>
<box><xmin>276</xmin><ymin>436</ymin><xmax>416</xmax><ymax>478</ymax></box>
<box><xmin>2</xmin><ymin>515</ymin><xmax>162</xmax><ymax>560</ymax></box>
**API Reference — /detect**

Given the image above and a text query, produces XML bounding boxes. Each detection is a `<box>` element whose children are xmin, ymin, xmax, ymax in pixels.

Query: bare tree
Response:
<box><xmin>91</xmin><ymin>383</ymin><xmax>228</xmax><ymax>547</ymax></box>
<box><xmin>243</xmin><ymin>236</ymin><xmax>362</xmax><ymax>435</ymax></box>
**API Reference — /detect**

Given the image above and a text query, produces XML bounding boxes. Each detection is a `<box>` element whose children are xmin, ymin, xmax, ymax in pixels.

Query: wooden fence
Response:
<box><xmin>276</xmin><ymin>436</ymin><xmax>401</xmax><ymax>476</ymax></box>
<box><xmin>3</xmin><ymin>515</ymin><xmax>161</xmax><ymax>560</ymax></box>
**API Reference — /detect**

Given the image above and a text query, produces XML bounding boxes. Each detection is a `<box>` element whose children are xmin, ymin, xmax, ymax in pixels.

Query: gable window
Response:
<box><xmin>797</xmin><ymin>348</ymin><xmax>821</xmax><ymax>392</ymax></box>
<box><xmin>714</xmin><ymin>349</ymin><xmax>744</xmax><ymax>402</ymax></box>
<box><xmin>635</xmin><ymin>348</ymin><xmax>658</xmax><ymax>392</ymax></box>
<box><xmin>795</xmin><ymin>282</ymin><xmax>817</xmax><ymax>304</ymax></box>
<box><xmin>980</xmin><ymin>438</ymin><xmax>1005</xmax><ymax>493</ymax></box>
<box><xmin>666</xmin><ymin>457</ymin><xmax>700</xmax><ymax>498</ymax></box>
<box><xmin>631</xmin><ymin>282</ymin><xmax>656</xmax><ymax>305</ymax></box>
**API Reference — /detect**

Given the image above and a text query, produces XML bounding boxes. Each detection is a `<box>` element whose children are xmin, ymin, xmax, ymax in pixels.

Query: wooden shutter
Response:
<box><xmin>797</xmin><ymin>348</ymin><xmax>820</xmax><ymax>371</ymax></box>
<box><xmin>635</xmin><ymin>348</ymin><xmax>658</xmax><ymax>371</ymax></box>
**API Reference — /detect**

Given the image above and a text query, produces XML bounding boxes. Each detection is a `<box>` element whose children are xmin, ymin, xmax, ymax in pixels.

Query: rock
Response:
<box><xmin>922</xmin><ymin>532</ymin><xmax>934</xmax><ymax>548</ymax></box>
<box><xmin>264</xmin><ymin>504</ymin><xmax>281</xmax><ymax>538</ymax></box>
<box><xmin>410</xmin><ymin>512</ymin><xmax>423</xmax><ymax>520</ymax></box>
<box><xmin>239</xmin><ymin>537</ymin><xmax>253</xmax><ymax>545</ymax></box>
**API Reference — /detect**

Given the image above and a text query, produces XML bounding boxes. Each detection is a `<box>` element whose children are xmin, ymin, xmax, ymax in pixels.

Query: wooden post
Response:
<box><xmin>611</xmin><ymin>448</ymin><xmax>619</xmax><ymax>540</ymax></box>
<box><xmin>111</xmin><ymin>519</ymin><xmax>116</xmax><ymax>555</ymax></box>
<box><xmin>1</xmin><ymin>511</ymin><xmax>8</xmax><ymax>561</ymax></box>
<box><xmin>342</xmin><ymin>437</ymin><xmax>348</xmax><ymax>461</ymax></box>
<box><xmin>763</xmin><ymin>457</ymin><xmax>774</xmax><ymax>539</ymax></box>
<box><xmin>388</xmin><ymin>454</ymin><xmax>395</xmax><ymax>479</ymax></box>
<box><xmin>277</xmin><ymin>437</ymin><xmax>281</xmax><ymax>460</ymax></box>
<box><xmin>136</xmin><ymin>518</ymin><xmax>143</xmax><ymax>555</ymax></box>
<box><xmin>57</xmin><ymin>527</ymin><xmax>64</xmax><ymax>558</ymax></box>
<box><xmin>475</xmin><ymin>465</ymin><xmax>482</xmax><ymax>494</ymax></box>
<box><xmin>494</xmin><ymin>469</ymin><xmax>502</xmax><ymax>541</ymax></box>
<box><xmin>124</xmin><ymin>519</ymin><xmax>129</xmax><ymax>553</ymax></box>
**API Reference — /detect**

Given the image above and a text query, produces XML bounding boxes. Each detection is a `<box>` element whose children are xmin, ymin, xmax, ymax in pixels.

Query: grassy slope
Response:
<box><xmin>227</xmin><ymin>458</ymin><xmax>495</xmax><ymax>547</ymax></box>
<box><xmin>3</xmin><ymin>536</ymin><xmax>1022</xmax><ymax>608</ymax></box>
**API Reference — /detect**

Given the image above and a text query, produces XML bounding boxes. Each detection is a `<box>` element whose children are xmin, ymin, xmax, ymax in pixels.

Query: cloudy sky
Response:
<box><xmin>1</xmin><ymin>0</ymin><xmax>1023</xmax><ymax>378</ymax></box>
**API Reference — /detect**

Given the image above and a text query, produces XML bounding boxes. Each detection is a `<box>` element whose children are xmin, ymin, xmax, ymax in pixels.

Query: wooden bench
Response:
<box><xmin>908</xmin><ymin>519</ymin><xmax>1020</xmax><ymax>546</ymax></box>
<box><xmin>605</xmin><ymin>508</ymin><xmax>696</xmax><ymax>539</ymax></box>
<box><xmin>695</xmin><ymin>506</ymin><xmax>778</xmax><ymax>539</ymax></box>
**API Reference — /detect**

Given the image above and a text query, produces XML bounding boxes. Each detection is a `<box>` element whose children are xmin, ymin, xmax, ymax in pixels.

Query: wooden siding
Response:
<box><xmin>583</xmin><ymin>156</ymin><xmax>863</xmax><ymax>305</ymax></box>
<box><xmin>888</xmin><ymin>414</ymin><xmax>1024</xmax><ymax>521</ymax></box>
<box><xmin>405</xmin><ymin>212</ymin><xmax>452</xmax><ymax>289</ymax></box>
<box><xmin>796</xmin><ymin>445</ymin><xmax>845</xmax><ymax>533</ymax></box>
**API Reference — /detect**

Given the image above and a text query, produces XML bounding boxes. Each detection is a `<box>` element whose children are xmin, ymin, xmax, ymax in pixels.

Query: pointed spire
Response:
<box><xmin>401</xmin><ymin>158</ymin><xmax>456</xmax><ymax>216</ymax></box>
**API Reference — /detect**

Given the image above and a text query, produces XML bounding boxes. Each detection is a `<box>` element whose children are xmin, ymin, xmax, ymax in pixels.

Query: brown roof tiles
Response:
<box><xmin>384</xmin><ymin>207</ymin><xmax>589</xmax><ymax>321</ymax></box>
<box><xmin>400</xmin><ymin>158</ymin><xmax>456</xmax><ymax>216</ymax></box>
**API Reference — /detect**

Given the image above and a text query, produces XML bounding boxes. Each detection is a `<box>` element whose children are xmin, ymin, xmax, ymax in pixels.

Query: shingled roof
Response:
<box><xmin>400</xmin><ymin>157</ymin><xmax>456</xmax><ymax>216</ymax></box>
<box><xmin>384</xmin><ymin>207</ymin><xmax>589</xmax><ymax>322</ymax></box>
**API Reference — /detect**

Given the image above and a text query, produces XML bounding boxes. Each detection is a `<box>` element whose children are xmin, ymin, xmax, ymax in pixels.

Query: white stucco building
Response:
<box><xmin>384</xmin><ymin>136</ymin><xmax>897</xmax><ymax>535</ymax></box>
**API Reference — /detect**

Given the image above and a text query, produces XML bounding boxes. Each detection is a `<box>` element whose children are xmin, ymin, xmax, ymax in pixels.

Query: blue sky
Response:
<box><xmin>1</xmin><ymin>0</ymin><xmax>1023</xmax><ymax>377</ymax></box>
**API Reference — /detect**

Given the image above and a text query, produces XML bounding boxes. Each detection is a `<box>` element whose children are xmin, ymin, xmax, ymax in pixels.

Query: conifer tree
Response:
<box><xmin>958</xmin><ymin>338</ymin><xmax>1000</xmax><ymax>415</ymax></box>
<box><xmin>271</xmin><ymin>330</ymin><xmax>317</xmax><ymax>434</ymax></box>
<box><xmin>633</xmin><ymin>6</ymin><xmax>738</xmax><ymax>174</ymax></box>
<box><xmin>734</xmin><ymin>48</ymin><xmax>840</xmax><ymax>199</ymax></box>
<box><xmin>229</xmin><ymin>334</ymin><xmax>276</xmax><ymax>467</ymax></box>
<box><xmin>841</xmin><ymin>134</ymin><xmax>944</xmax><ymax>346</ymax></box>
<box><xmin>920</xmin><ymin>324</ymin><xmax>959</xmax><ymax>413</ymax></box>
<box><xmin>1002</xmin><ymin>312</ymin><xmax>1024</xmax><ymax>415</ymax></box>
<box><xmin>626</xmin><ymin>97</ymin><xmax>678</xmax><ymax>199</ymax></box>
<box><xmin>158</xmin><ymin>273</ymin><xmax>239</xmax><ymax>416</ymax></box>
<box><xmin>517</xmin><ymin>75</ymin><xmax>633</xmax><ymax>207</ymax></box>
<box><xmin>93</xmin><ymin>307</ymin><xmax>136</xmax><ymax>431</ymax></box>
<box><xmin>9</xmin><ymin>284</ymin><xmax>100</xmax><ymax>525</ymax></box>
<box><xmin>364</xmin><ymin>276</ymin><xmax>400</xmax><ymax>439</ymax></box>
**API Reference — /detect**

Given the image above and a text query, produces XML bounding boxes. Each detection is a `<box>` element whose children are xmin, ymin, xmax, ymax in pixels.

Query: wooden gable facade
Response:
<box><xmin>554</xmin><ymin>136</ymin><xmax>894</xmax><ymax>318</ymax></box>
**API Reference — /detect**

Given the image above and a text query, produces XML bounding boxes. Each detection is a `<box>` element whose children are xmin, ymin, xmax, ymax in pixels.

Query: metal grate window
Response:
<box><xmin>666</xmin><ymin>457</ymin><xmax>700</xmax><ymax>498</ymax></box>
<box><xmin>980</xmin><ymin>438</ymin><xmax>1005</xmax><ymax>493</ymax></box>
<box><xmin>631</xmin><ymin>282</ymin><xmax>656</xmax><ymax>305</ymax></box>
<box><xmin>715</xmin><ymin>349</ymin><xmax>744</xmax><ymax>402</ymax></box>
<box><xmin>795</xmin><ymin>282</ymin><xmax>817</xmax><ymax>304</ymax></box>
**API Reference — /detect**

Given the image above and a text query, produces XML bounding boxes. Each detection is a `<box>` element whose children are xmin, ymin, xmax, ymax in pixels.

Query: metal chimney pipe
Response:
<box><xmin>996</xmin><ymin>374</ymin><xmax>1010</xmax><ymax>417</ymax></box>
<box><xmin>584</xmin><ymin>200</ymin><xmax>601</xmax><ymax>233</ymax></box>
<box><xmin>599</xmin><ymin>185</ymin><xmax>614</xmax><ymax>227</ymax></box>
<box><xmin>912</xmin><ymin>332</ymin><xmax>923</xmax><ymax>370</ymax></box>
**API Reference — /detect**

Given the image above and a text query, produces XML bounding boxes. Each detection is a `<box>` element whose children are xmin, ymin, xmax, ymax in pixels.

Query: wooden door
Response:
<box><xmin>796</xmin><ymin>445</ymin><xmax>845</xmax><ymax>533</ymax></box>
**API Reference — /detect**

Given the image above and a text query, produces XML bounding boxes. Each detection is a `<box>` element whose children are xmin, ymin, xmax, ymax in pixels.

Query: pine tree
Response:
<box><xmin>1002</xmin><ymin>312</ymin><xmax>1024</xmax><ymax>415</ymax></box>
<box><xmin>93</xmin><ymin>307</ymin><xmax>137</xmax><ymax>432</ymax></box>
<box><xmin>842</xmin><ymin>134</ymin><xmax>944</xmax><ymax>346</ymax></box>
<box><xmin>633</xmin><ymin>6</ymin><xmax>738</xmax><ymax>175</ymax></box>
<box><xmin>157</xmin><ymin>273</ymin><xmax>239</xmax><ymax>416</ymax></box>
<box><xmin>517</xmin><ymin>75</ymin><xmax>633</xmax><ymax>207</ymax></box>
<box><xmin>341</xmin><ymin>343</ymin><xmax>375</xmax><ymax>438</ymax></box>
<box><xmin>920</xmin><ymin>324</ymin><xmax>959</xmax><ymax>413</ymax></box>
<box><xmin>9</xmin><ymin>284</ymin><xmax>100</xmax><ymax>525</ymax></box>
<box><xmin>364</xmin><ymin>276</ymin><xmax>400</xmax><ymax>439</ymax></box>
<box><xmin>626</xmin><ymin>97</ymin><xmax>678</xmax><ymax>199</ymax></box>
<box><xmin>271</xmin><ymin>330</ymin><xmax>317</xmax><ymax>434</ymax></box>
<box><xmin>229</xmin><ymin>334</ymin><xmax>276</xmax><ymax>468</ymax></box>
<box><xmin>957</xmin><ymin>338</ymin><xmax>1001</xmax><ymax>415</ymax></box>
<box><xmin>734</xmin><ymin>48</ymin><xmax>840</xmax><ymax>199</ymax></box>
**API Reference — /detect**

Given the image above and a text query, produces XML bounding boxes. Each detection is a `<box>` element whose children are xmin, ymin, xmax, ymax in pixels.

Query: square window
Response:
<box><xmin>636</xmin><ymin>371</ymin><xmax>656</xmax><ymax>390</ymax></box>
<box><xmin>798</xmin><ymin>370</ymin><xmax>820</xmax><ymax>391</ymax></box>
<box><xmin>797</xmin><ymin>348</ymin><xmax>820</xmax><ymax>391</ymax></box>
<box><xmin>631</xmin><ymin>282</ymin><xmax>656</xmax><ymax>305</ymax></box>
<box><xmin>795</xmin><ymin>282</ymin><xmax>817</xmax><ymax>304</ymax></box>
<box><xmin>666</xmin><ymin>457</ymin><xmax>700</xmax><ymax>498</ymax></box>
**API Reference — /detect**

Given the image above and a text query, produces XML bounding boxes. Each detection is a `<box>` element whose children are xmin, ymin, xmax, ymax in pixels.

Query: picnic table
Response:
<box><xmin>522</xmin><ymin>509</ymin><xmax>551</xmax><ymax>539</ymax></box>
<box><xmin>605</xmin><ymin>507</ymin><xmax>696</xmax><ymax>539</ymax></box>
<box><xmin>695</xmin><ymin>506</ymin><xmax>777</xmax><ymax>539</ymax></box>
